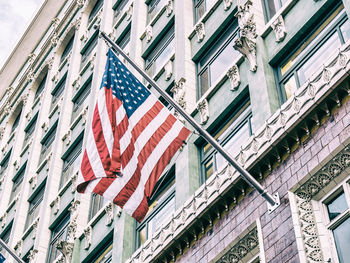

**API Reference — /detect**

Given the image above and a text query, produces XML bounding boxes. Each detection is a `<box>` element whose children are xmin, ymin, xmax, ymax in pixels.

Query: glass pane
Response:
<box><xmin>283</xmin><ymin>75</ymin><xmax>297</xmax><ymax>99</ymax></box>
<box><xmin>340</xmin><ymin>20</ymin><xmax>350</xmax><ymax>42</ymax></box>
<box><xmin>196</xmin><ymin>1</ymin><xmax>205</xmax><ymax>22</ymax></box>
<box><xmin>327</xmin><ymin>191</ymin><xmax>348</xmax><ymax>221</ymax></box>
<box><xmin>153</xmin><ymin>38</ymin><xmax>174</xmax><ymax>74</ymax></box>
<box><xmin>333</xmin><ymin>217</ymin><xmax>350</xmax><ymax>263</ymax></box>
<box><xmin>148</xmin><ymin>197</ymin><xmax>175</xmax><ymax>235</ymax></box>
<box><xmin>266</xmin><ymin>0</ymin><xmax>278</xmax><ymax>19</ymax></box>
<box><xmin>216</xmin><ymin>121</ymin><xmax>249</xmax><ymax>170</ymax></box>
<box><xmin>200</xmin><ymin>68</ymin><xmax>209</xmax><ymax>97</ymax></box>
<box><xmin>139</xmin><ymin>226</ymin><xmax>146</xmax><ymax>246</ymax></box>
<box><xmin>297</xmin><ymin>32</ymin><xmax>340</xmax><ymax>86</ymax></box>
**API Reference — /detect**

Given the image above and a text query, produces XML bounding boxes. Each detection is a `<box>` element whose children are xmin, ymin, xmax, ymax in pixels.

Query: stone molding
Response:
<box><xmin>166</xmin><ymin>0</ymin><xmax>173</xmax><ymax>16</ymax></box>
<box><xmin>271</xmin><ymin>15</ymin><xmax>287</xmax><ymax>43</ymax></box>
<box><xmin>164</xmin><ymin>60</ymin><xmax>173</xmax><ymax>80</ymax></box>
<box><xmin>126</xmin><ymin>4</ymin><xmax>133</xmax><ymax>21</ymax></box>
<box><xmin>233</xmin><ymin>0</ymin><xmax>257</xmax><ymax>72</ymax></box>
<box><xmin>14</xmin><ymin>240</ymin><xmax>23</xmax><ymax>256</ymax></box>
<box><xmin>216</xmin><ymin>228</ymin><xmax>258</xmax><ymax>263</ymax></box>
<box><xmin>145</xmin><ymin>26</ymin><xmax>153</xmax><ymax>43</ymax></box>
<box><xmin>197</xmin><ymin>99</ymin><xmax>209</xmax><ymax>125</ymax></box>
<box><xmin>51</xmin><ymin>196</ymin><xmax>61</xmax><ymax>215</ymax></box>
<box><xmin>125</xmin><ymin>37</ymin><xmax>350</xmax><ymax>263</ymax></box>
<box><xmin>223</xmin><ymin>0</ymin><xmax>233</xmax><ymax>11</ymax></box>
<box><xmin>171</xmin><ymin>78</ymin><xmax>186</xmax><ymax>110</ymax></box>
<box><xmin>57</xmin><ymin>240</ymin><xmax>74</xmax><ymax>263</ymax></box>
<box><xmin>105</xmin><ymin>201</ymin><xmax>114</xmax><ymax>226</ymax></box>
<box><xmin>84</xmin><ymin>226</ymin><xmax>92</xmax><ymax>250</ymax></box>
<box><xmin>28</xmin><ymin>249</ymin><xmax>38</xmax><ymax>263</ymax></box>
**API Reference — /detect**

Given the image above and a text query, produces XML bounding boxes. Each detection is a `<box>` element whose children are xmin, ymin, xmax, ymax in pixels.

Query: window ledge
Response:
<box><xmin>188</xmin><ymin>0</ymin><xmax>224</xmax><ymax>40</ymax></box>
<box><xmin>192</xmin><ymin>54</ymin><xmax>244</xmax><ymax>114</ymax></box>
<box><xmin>22</xmin><ymin>216</ymin><xmax>39</xmax><ymax>241</ymax></box>
<box><xmin>260</xmin><ymin>0</ymin><xmax>298</xmax><ymax>38</ymax></box>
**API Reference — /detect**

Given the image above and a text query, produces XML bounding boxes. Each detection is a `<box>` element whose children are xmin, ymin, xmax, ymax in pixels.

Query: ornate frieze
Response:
<box><xmin>227</xmin><ymin>64</ymin><xmax>240</xmax><ymax>90</ymax></box>
<box><xmin>84</xmin><ymin>226</ymin><xmax>92</xmax><ymax>250</ymax></box>
<box><xmin>145</xmin><ymin>26</ymin><xmax>153</xmax><ymax>43</ymax></box>
<box><xmin>197</xmin><ymin>99</ymin><xmax>209</xmax><ymax>125</ymax></box>
<box><xmin>166</xmin><ymin>0</ymin><xmax>173</xmax><ymax>16</ymax></box>
<box><xmin>223</xmin><ymin>0</ymin><xmax>233</xmax><ymax>11</ymax></box>
<box><xmin>216</xmin><ymin>228</ymin><xmax>258</xmax><ymax>263</ymax></box>
<box><xmin>164</xmin><ymin>60</ymin><xmax>173</xmax><ymax>80</ymax></box>
<box><xmin>233</xmin><ymin>0</ymin><xmax>257</xmax><ymax>72</ymax></box>
<box><xmin>271</xmin><ymin>15</ymin><xmax>287</xmax><ymax>43</ymax></box>
<box><xmin>195</xmin><ymin>22</ymin><xmax>205</xmax><ymax>43</ymax></box>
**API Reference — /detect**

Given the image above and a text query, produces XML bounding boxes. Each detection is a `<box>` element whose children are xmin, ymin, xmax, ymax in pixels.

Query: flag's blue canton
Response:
<box><xmin>0</xmin><ymin>251</ymin><xmax>5</xmax><ymax>263</ymax></box>
<box><xmin>102</xmin><ymin>50</ymin><xmax>151</xmax><ymax>118</ymax></box>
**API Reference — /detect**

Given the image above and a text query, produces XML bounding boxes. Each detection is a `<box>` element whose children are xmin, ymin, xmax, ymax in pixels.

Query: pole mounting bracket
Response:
<box><xmin>267</xmin><ymin>192</ymin><xmax>280</xmax><ymax>213</ymax></box>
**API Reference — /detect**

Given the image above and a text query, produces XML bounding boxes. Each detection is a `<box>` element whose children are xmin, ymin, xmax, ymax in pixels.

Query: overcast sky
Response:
<box><xmin>0</xmin><ymin>0</ymin><xmax>43</xmax><ymax>69</ymax></box>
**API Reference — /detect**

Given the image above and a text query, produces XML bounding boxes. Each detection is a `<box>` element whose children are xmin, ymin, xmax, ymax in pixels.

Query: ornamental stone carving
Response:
<box><xmin>62</xmin><ymin>130</ymin><xmax>72</xmax><ymax>146</ymax></box>
<box><xmin>21</xmin><ymin>92</ymin><xmax>30</xmax><ymax>106</ymax></box>
<box><xmin>69</xmin><ymin>200</ymin><xmax>80</xmax><ymax>220</ymax></box>
<box><xmin>126</xmin><ymin>4</ymin><xmax>133</xmax><ymax>21</ymax></box>
<box><xmin>216</xmin><ymin>228</ymin><xmax>258</xmax><ymax>263</ymax></box>
<box><xmin>171</xmin><ymin>78</ymin><xmax>186</xmax><ymax>110</ymax></box>
<box><xmin>145</xmin><ymin>26</ymin><xmax>153</xmax><ymax>43</ymax></box>
<box><xmin>67</xmin><ymin>220</ymin><xmax>77</xmax><ymax>241</ymax></box>
<box><xmin>76</xmin><ymin>0</ymin><xmax>86</xmax><ymax>8</ymax></box>
<box><xmin>84</xmin><ymin>226</ymin><xmax>92</xmax><ymax>250</ymax></box>
<box><xmin>227</xmin><ymin>64</ymin><xmax>240</xmax><ymax>90</ymax></box>
<box><xmin>51</xmin><ymin>196</ymin><xmax>60</xmax><ymax>215</ymax></box>
<box><xmin>52</xmin><ymin>17</ymin><xmax>60</xmax><ymax>29</ymax></box>
<box><xmin>28</xmin><ymin>53</ymin><xmax>36</xmax><ymax>64</ymax></box>
<box><xmin>166</xmin><ymin>0</ymin><xmax>173</xmax><ymax>16</ymax></box>
<box><xmin>57</xmin><ymin>240</ymin><xmax>74</xmax><ymax>263</ymax></box>
<box><xmin>3</xmin><ymin>102</ymin><xmax>11</xmax><ymax>116</ymax></box>
<box><xmin>271</xmin><ymin>15</ymin><xmax>287</xmax><ymax>43</ymax></box>
<box><xmin>28</xmin><ymin>249</ymin><xmax>38</xmax><ymax>263</ymax></box>
<box><xmin>73</xmin><ymin>16</ymin><xmax>82</xmax><ymax>30</ymax></box>
<box><xmin>14</xmin><ymin>240</ymin><xmax>23</xmax><ymax>256</ymax></box>
<box><xmin>32</xmin><ymin>218</ymin><xmax>39</xmax><ymax>239</ymax></box>
<box><xmin>72</xmin><ymin>76</ymin><xmax>81</xmax><ymax>91</ymax></box>
<box><xmin>0</xmin><ymin>212</ymin><xmax>7</xmax><ymax>228</ymax></box>
<box><xmin>164</xmin><ymin>60</ymin><xmax>173</xmax><ymax>80</ymax></box>
<box><xmin>0</xmin><ymin>127</ymin><xmax>4</xmax><ymax>140</ymax></box>
<box><xmin>195</xmin><ymin>22</ymin><xmax>205</xmax><ymax>43</ymax></box>
<box><xmin>223</xmin><ymin>0</ymin><xmax>233</xmax><ymax>11</ymax></box>
<box><xmin>29</xmin><ymin>173</ymin><xmax>37</xmax><ymax>189</ymax></box>
<box><xmin>197</xmin><ymin>99</ymin><xmax>209</xmax><ymax>125</ymax></box>
<box><xmin>51</xmin><ymin>32</ymin><xmax>59</xmax><ymax>47</ymax></box>
<box><xmin>13</xmin><ymin>159</ymin><xmax>20</xmax><ymax>171</ymax></box>
<box><xmin>27</xmin><ymin>68</ymin><xmax>35</xmax><ymax>82</ymax></box>
<box><xmin>71</xmin><ymin>172</ymin><xmax>78</xmax><ymax>193</ymax></box>
<box><xmin>105</xmin><ymin>201</ymin><xmax>114</xmax><ymax>226</ymax></box>
<box><xmin>46</xmin><ymin>152</ymin><xmax>53</xmax><ymax>171</ymax></box>
<box><xmin>0</xmin><ymin>176</ymin><xmax>4</xmax><ymax>191</ymax></box>
<box><xmin>233</xmin><ymin>0</ymin><xmax>257</xmax><ymax>72</ymax></box>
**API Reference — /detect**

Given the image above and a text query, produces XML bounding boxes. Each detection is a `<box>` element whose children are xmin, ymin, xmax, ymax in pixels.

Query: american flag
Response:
<box><xmin>77</xmin><ymin>49</ymin><xmax>191</xmax><ymax>222</ymax></box>
<box><xmin>0</xmin><ymin>252</ymin><xmax>5</xmax><ymax>263</ymax></box>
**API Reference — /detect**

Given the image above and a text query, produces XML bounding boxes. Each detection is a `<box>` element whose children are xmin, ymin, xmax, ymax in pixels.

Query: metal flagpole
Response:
<box><xmin>0</xmin><ymin>238</ymin><xmax>25</xmax><ymax>263</ymax></box>
<box><xmin>99</xmin><ymin>30</ymin><xmax>280</xmax><ymax>212</ymax></box>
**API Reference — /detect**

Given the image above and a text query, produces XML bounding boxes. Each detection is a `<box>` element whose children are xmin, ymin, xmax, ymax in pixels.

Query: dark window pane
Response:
<box><xmin>340</xmin><ymin>20</ymin><xmax>350</xmax><ymax>42</ymax></box>
<box><xmin>88</xmin><ymin>0</ymin><xmax>103</xmax><ymax>23</ymax></box>
<box><xmin>113</xmin><ymin>0</ymin><xmax>129</xmax><ymax>24</ymax></box>
<box><xmin>11</xmin><ymin>110</ymin><xmax>22</xmax><ymax>133</ymax></box>
<box><xmin>199</xmin><ymin>68</ymin><xmax>209</xmax><ymax>97</ymax></box>
<box><xmin>138</xmin><ymin>225</ymin><xmax>146</xmax><ymax>246</ymax></box>
<box><xmin>81</xmin><ymin>33</ymin><xmax>98</xmax><ymax>67</ymax></box>
<box><xmin>327</xmin><ymin>191</ymin><xmax>348</xmax><ymax>221</ymax></box>
<box><xmin>48</xmin><ymin>214</ymin><xmax>70</xmax><ymax>262</ymax></box>
<box><xmin>60</xmin><ymin>35</ymin><xmax>74</xmax><ymax>64</ymax></box>
<box><xmin>333</xmin><ymin>217</ymin><xmax>350</xmax><ymax>263</ymax></box>
<box><xmin>35</xmin><ymin>75</ymin><xmax>47</xmax><ymax>97</ymax></box>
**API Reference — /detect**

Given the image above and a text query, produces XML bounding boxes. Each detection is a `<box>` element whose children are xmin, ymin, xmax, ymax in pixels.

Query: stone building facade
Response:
<box><xmin>0</xmin><ymin>0</ymin><xmax>350</xmax><ymax>262</ymax></box>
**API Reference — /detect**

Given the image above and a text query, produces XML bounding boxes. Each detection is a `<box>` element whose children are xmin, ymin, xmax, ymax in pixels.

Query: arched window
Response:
<box><xmin>60</xmin><ymin>35</ymin><xmax>74</xmax><ymax>64</ymax></box>
<box><xmin>88</xmin><ymin>0</ymin><xmax>103</xmax><ymax>24</ymax></box>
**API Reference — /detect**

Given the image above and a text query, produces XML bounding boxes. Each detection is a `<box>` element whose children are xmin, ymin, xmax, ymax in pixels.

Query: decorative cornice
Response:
<box><xmin>216</xmin><ymin>228</ymin><xmax>258</xmax><ymax>263</ymax></box>
<box><xmin>271</xmin><ymin>15</ymin><xmax>287</xmax><ymax>43</ymax></box>
<box><xmin>195</xmin><ymin>22</ymin><xmax>205</xmax><ymax>43</ymax></box>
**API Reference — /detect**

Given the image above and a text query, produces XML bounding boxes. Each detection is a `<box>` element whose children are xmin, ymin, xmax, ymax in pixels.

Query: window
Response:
<box><xmin>0</xmin><ymin>222</ymin><xmax>12</xmax><ymax>254</ymax></box>
<box><xmin>91</xmin><ymin>240</ymin><xmax>113</xmax><ymax>263</ymax></box>
<box><xmin>116</xmin><ymin>27</ymin><xmax>131</xmax><ymax>54</ymax></box>
<box><xmin>9</xmin><ymin>165</ymin><xmax>25</xmax><ymax>203</ymax></box>
<box><xmin>39</xmin><ymin>124</ymin><xmax>57</xmax><ymax>164</ymax></box>
<box><xmin>71</xmin><ymin>78</ymin><xmax>92</xmax><ymax>122</ymax></box>
<box><xmin>22</xmin><ymin>115</ymin><xmax>37</xmax><ymax>148</ymax></box>
<box><xmin>197</xmin><ymin>20</ymin><xmax>240</xmax><ymax>98</ymax></box>
<box><xmin>277</xmin><ymin>5</ymin><xmax>350</xmax><ymax>101</ymax></box>
<box><xmin>60</xmin><ymin>35</ymin><xmax>74</xmax><ymax>64</ymax></box>
<box><xmin>25</xmin><ymin>184</ymin><xmax>45</xmax><ymax>229</ymax></box>
<box><xmin>51</xmin><ymin>76</ymin><xmax>66</xmax><ymax>110</ymax></box>
<box><xmin>136</xmin><ymin>167</ymin><xmax>175</xmax><ymax>248</ymax></box>
<box><xmin>0</xmin><ymin>150</ymin><xmax>11</xmax><ymax>178</ymax></box>
<box><xmin>89</xmin><ymin>194</ymin><xmax>108</xmax><ymax>220</ymax></box>
<box><xmin>35</xmin><ymin>75</ymin><xmax>47</xmax><ymax>97</ymax></box>
<box><xmin>88</xmin><ymin>0</ymin><xmax>103</xmax><ymax>24</ymax></box>
<box><xmin>145</xmin><ymin>25</ymin><xmax>174</xmax><ymax>77</ymax></box>
<box><xmin>113</xmin><ymin>0</ymin><xmax>129</xmax><ymax>25</ymax></box>
<box><xmin>81</xmin><ymin>32</ymin><xmax>98</xmax><ymax>67</ymax></box>
<box><xmin>147</xmin><ymin>0</ymin><xmax>167</xmax><ymax>24</ymax></box>
<box><xmin>194</xmin><ymin>0</ymin><xmax>216</xmax><ymax>23</ymax></box>
<box><xmin>11</xmin><ymin>110</ymin><xmax>22</xmax><ymax>133</ymax></box>
<box><xmin>323</xmin><ymin>182</ymin><xmax>350</xmax><ymax>263</ymax></box>
<box><xmin>47</xmin><ymin>214</ymin><xmax>70</xmax><ymax>263</ymax></box>
<box><xmin>60</xmin><ymin>138</ymin><xmax>83</xmax><ymax>188</ymax></box>
<box><xmin>263</xmin><ymin>0</ymin><xmax>288</xmax><ymax>21</ymax></box>
<box><xmin>201</xmin><ymin>99</ymin><xmax>252</xmax><ymax>180</ymax></box>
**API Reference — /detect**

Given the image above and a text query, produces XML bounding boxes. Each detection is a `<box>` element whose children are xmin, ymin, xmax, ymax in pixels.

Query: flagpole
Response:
<box><xmin>0</xmin><ymin>238</ymin><xmax>25</xmax><ymax>263</ymax></box>
<box><xmin>99</xmin><ymin>30</ymin><xmax>280</xmax><ymax>212</ymax></box>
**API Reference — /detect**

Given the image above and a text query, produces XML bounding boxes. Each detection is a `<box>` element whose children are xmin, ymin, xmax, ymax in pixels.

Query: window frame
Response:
<box><xmin>23</xmin><ymin>114</ymin><xmax>38</xmax><ymax>148</ymax></box>
<box><xmin>200</xmin><ymin>97</ymin><xmax>252</xmax><ymax>182</ymax></box>
<box><xmin>135</xmin><ymin>166</ymin><xmax>176</xmax><ymax>249</ymax></box>
<box><xmin>81</xmin><ymin>31</ymin><xmax>99</xmax><ymax>67</ymax></box>
<box><xmin>60</xmin><ymin>35</ymin><xmax>74</xmax><ymax>65</ymax></box>
<box><xmin>39</xmin><ymin>122</ymin><xmax>58</xmax><ymax>163</ymax></box>
<box><xmin>146</xmin><ymin>0</ymin><xmax>167</xmax><ymax>24</ymax></box>
<box><xmin>9</xmin><ymin>164</ymin><xmax>26</xmax><ymax>203</ymax></box>
<box><xmin>0</xmin><ymin>150</ymin><xmax>12</xmax><ymax>178</ymax></box>
<box><xmin>112</xmin><ymin>0</ymin><xmax>129</xmax><ymax>25</ymax></box>
<box><xmin>276</xmin><ymin>4</ymin><xmax>348</xmax><ymax>102</ymax></box>
<box><xmin>11</xmin><ymin>109</ymin><xmax>22</xmax><ymax>134</ymax></box>
<box><xmin>35</xmin><ymin>74</ymin><xmax>47</xmax><ymax>97</ymax></box>
<box><xmin>262</xmin><ymin>0</ymin><xmax>287</xmax><ymax>22</ymax></box>
<box><xmin>196</xmin><ymin>19</ymin><xmax>240</xmax><ymax>99</ymax></box>
<box><xmin>71</xmin><ymin>77</ymin><xmax>92</xmax><ymax>123</ymax></box>
<box><xmin>25</xmin><ymin>183</ymin><xmax>46</xmax><ymax>230</ymax></box>
<box><xmin>88</xmin><ymin>0</ymin><xmax>104</xmax><ymax>24</ymax></box>
<box><xmin>51</xmin><ymin>74</ymin><xmax>67</xmax><ymax>110</ymax></box>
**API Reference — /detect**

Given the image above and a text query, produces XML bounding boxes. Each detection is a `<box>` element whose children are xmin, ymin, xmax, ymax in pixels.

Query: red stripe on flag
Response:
<box><xmin>77</xmin><ymin>151</ymin><xmax>96</xmax><ymax>193</ymax></box>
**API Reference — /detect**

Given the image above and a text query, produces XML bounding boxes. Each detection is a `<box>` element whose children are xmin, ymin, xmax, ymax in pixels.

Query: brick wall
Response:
<box><xmin>176</xmin><ymin>98</ymin><xmax>350</xmax><ymax>263</ymax></box>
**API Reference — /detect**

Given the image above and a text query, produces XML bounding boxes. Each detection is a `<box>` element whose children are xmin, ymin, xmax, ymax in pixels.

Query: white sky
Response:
<box><xmin>0</xmin><ymin>0</ymin><xmax>43</xmax><ymax>69</ymax></box>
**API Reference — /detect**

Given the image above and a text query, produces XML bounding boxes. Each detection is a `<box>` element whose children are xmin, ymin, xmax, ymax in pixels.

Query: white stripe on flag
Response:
<box><xmin>123</xmin><ymin>120</ymin><xmax>183</xmax><ymax>214</ymax></box>
<box><xmin>86</xmin><ymin>127</ymin><xmax>108</xmax><ymax>178</ymax></box>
